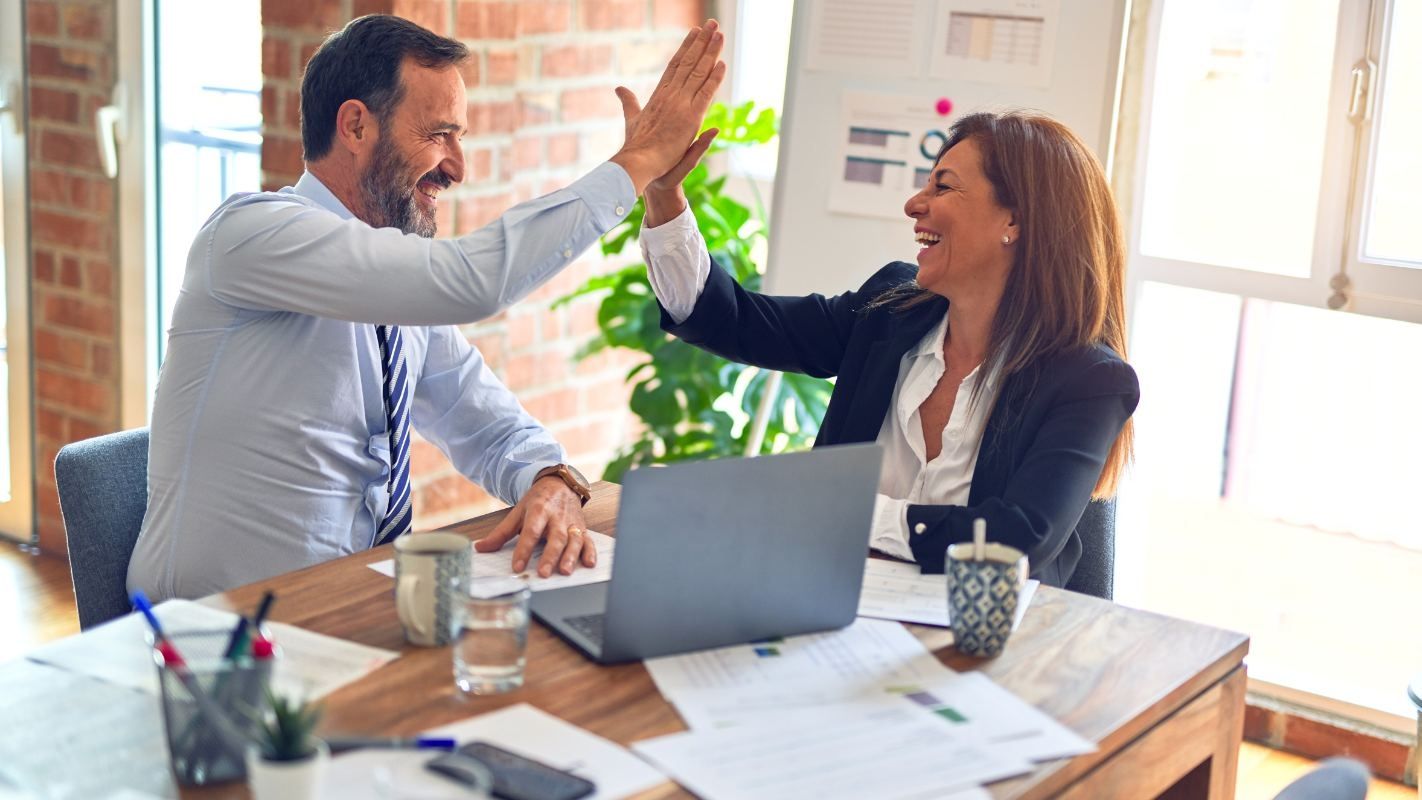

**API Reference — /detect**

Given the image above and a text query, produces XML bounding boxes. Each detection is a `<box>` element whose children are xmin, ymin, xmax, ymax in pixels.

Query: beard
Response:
<box><xmin>358</xmin><ymin>134</ymin><xmax>449</xmax><ymax>239</ymax></box>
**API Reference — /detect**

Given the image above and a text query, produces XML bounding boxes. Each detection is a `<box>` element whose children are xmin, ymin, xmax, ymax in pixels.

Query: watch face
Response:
<box><xmin>567</xmin><ymin>464</ymin><xmax>589</xmax><ymax>488</ymax></box>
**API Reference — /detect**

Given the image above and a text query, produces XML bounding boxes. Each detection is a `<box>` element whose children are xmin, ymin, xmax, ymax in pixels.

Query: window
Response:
<box><xmin>1119</xmin><ymin>0</ymin><xmax>1422</xmax><ymax>727</ymax></box>
<box><xmin>0</xmin><ymin>0</ymin><xmax>34</xmax><ymax>543</ymax></box>
<box><xmin>726</xmin><ymin>0</ymin><xmax>794</xmax><ymax>181</ymax></box>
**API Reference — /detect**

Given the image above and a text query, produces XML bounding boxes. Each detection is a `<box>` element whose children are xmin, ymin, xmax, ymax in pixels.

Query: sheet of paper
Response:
<box><xmin>368</xmin><ymin>530</ymin><xmax>615</xmax><ymax>597</ymax></box>
<box><xmin>321</xmin><ymin>704</ymin><xmax>665</xmax><ymax>800</ymax></box>
<box><xmin>633</xmin><ymin>704</ymin><xmax>1029</xmax><ymax>800</ymax></box>
<box><xmin>645</xmin><ymin>617</ymin><xmax>957</xmax><ymax>730</ymax></box>
<box><xmin>830</xmin><ymin>91</ymin><xmax>953</xmax><ymax>222</ymax></box>
<box><xmin>0</xmin><ymin>659</ymin><xmax>177</xmax><ymax>799</ymax></box>
<box><xmin>858</xmin><ymin>558</ymin><xmax>1039</xmax><ymax>631</ymax></box>
<box><xmin>928</xmin><ymin>0</ymin><xmax>1061</xmax><ymax>87</ymax></box>
<box><xmin>27</xmin><ymin>599</ymin><xmax>397</xmax><ymax>700</ymax></box>
<box><xmin>805</xmin><ymin>0</ymin><xmax>923</xmax><ymax>76</ymax></box>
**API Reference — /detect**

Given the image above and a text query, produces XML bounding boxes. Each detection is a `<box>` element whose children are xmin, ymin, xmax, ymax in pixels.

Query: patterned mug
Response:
<box><xmin>394</xmin><ymin>533</ymin><xmax>471</xmax><ymax>646</ymax></box>
<box><xmin>945</xmin><ymin>541</ymin><xmax>1029</xmax><ymax>658</ymax></box>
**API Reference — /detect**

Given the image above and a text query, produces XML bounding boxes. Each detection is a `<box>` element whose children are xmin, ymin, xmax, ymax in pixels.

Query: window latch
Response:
<box><xmin>1347</xmin><ymin>59</ymin><xmax>1377</xmax><ymax>124</ymax></box>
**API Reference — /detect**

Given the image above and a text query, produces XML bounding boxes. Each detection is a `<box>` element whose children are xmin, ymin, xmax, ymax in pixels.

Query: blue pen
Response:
<box><xmin>326</xmin><ymin>736</ymin><xmax>457</xmax><ymax>754</ymax></box>
<box><xmin>131</xmin><ymin>591</ymin><xmax>166</xmax><ymax>642</ymax></box>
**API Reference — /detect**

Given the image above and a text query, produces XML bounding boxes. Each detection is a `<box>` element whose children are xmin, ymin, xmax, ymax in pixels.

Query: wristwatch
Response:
<box><xmin>534</xmin><ymin>463</ymin><xmax>592</xmax><ymax>506</ymax></box>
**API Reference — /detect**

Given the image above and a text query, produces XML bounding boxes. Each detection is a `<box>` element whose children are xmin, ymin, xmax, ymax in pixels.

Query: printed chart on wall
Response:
<box><xmin>930</xmin><ymin>0</ymin><xmax>1061</xmax><ymax>88</ymax></box>
<box><xmin>830</xmin><ymin>92</ymin><xmax>952</xmax><ymax>222</ymax></box>
<box><xmin>805</xmin><ymin>0</ymin><xmax>922</xmax><ymax>76</ymax></box>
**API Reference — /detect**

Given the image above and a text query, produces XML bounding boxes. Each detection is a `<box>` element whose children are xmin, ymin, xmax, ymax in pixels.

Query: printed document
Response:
<box><xmin>858</xmin><ymin>558</ymin><xmax>1039</xmax><ymax>629</ymax></box>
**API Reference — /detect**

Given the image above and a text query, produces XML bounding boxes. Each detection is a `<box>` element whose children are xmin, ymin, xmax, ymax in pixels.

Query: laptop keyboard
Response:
<box><xmin>564</xmin><ymin>613</ymin><xmax>606</xmax><ymax>646</ymax></box>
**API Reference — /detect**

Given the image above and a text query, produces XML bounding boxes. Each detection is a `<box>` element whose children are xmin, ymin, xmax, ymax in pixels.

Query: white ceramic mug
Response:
<box><xmin>393</xmin><ymin>533</ymin><xmax>470</xmax><ymax>646</ymax></box>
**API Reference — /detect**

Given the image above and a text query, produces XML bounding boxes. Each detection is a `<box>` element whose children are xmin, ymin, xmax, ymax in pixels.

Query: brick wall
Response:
<box><xmin>262</xmin><ymin>0</ymin><xmax>705</xmax><ymax>529</ymax></box>
<box><xmin>25</xmin><ymin>0</ymin><xmax>122</xmax><ymax>555</ymax></box>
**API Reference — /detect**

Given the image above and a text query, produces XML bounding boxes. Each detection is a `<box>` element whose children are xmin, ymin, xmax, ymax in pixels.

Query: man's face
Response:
<box><xmin>358</xmin><ymin>59</ymin><xmax>466</xmax><ymax>237</ymax></box>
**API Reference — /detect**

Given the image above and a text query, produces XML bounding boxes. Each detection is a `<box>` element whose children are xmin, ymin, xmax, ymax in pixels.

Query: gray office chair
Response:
<box><xmin>1063</xmin><ymin>499</ymin><xmax>1115</xmax><ymax>600</ymax></box>
<box><xmin>54</xmin><ymin>427</ymin><xmax>150</xmax><ymax>630</ymax></box>
<box><xmin>1273</xmin><ymin>757</ymin><xmax>1370</xmax><ymax>800</ymax></box>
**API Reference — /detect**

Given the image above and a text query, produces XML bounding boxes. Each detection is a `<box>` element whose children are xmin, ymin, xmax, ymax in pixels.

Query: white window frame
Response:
<box><xmin>1125</xmin><ymin>0</ymin><xmax>1418</xmax><ymax>325</ymax></box>
<box><xmin>115</xmin><ymin>0</ymin><xmax>160</xmax><ymax>430</ymax></box>
<box><xmin>0</xmin><ymin>0</ymin><xmax>35</xmax><ymax>542</ymax></box>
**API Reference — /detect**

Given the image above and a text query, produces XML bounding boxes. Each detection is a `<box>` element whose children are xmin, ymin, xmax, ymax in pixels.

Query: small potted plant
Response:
<box><xmin>245</xmin><ymin>688</ymin><xmax>328</xmax><ymax>800</ymax></box>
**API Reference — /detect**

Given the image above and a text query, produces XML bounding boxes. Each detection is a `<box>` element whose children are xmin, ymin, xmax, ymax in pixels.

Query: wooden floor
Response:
<box><xmin>1</xmin><ymin>541</ymin><xmax>1415</xmax><ymax>799</ymax></box>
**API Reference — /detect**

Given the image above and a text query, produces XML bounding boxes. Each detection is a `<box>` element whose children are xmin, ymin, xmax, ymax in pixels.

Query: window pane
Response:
<box><xmin>1139</xmin><ymin>0</ymin><xmax>1341</xmax><ymax>277</ymax></box>
<box><xmin>0</xmin><ymin>121</ymin><xmax>8</xmax><ymax>502</ymax></box>
<box><xmin>156</xmin><ymin>0</ymin><xmax>262</xmax><ymax>361</ymax></box>
<box><xmin>1361</xmin><ymin>0</ymin><xmax>1422</xmax><ymax>266</ymax></box>
<box><xmin>730</xmin><ymin>0</ymin><xmax>793</xmax><ymax>179</ymax></box>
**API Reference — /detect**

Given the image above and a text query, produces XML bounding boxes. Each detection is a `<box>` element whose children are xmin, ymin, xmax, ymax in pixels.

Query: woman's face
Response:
<box><xmin>903</xmin><ymin>137</ymin><xmax>1017</xmax><ymax>299</ymax></box>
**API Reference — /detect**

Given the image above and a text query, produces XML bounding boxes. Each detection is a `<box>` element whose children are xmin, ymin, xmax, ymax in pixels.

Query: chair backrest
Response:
<box><xmin>54</xmin><ymin>427</ymin><xmax>150</xmax><ymax>629</ymax></box>
<box><xmin>1064</xmin><ymin>499</ymin><xmax>1115</xmax><ymax>600</ymax></box>
<box><xmin>1273</xmin><ymin>757</ymin><xmax>1370</xmax><ymax>800</ymax></box>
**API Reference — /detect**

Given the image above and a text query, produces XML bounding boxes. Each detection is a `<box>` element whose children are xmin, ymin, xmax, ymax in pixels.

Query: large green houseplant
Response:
<box><xmin>556</xmin><ymin>101</ymin><xmax>832</xmax><ymax>480</ymax></box>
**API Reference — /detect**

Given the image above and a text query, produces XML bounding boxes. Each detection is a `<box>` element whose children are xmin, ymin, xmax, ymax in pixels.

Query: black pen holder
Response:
<box><xmin>153</xmin><ymin>629</ymin><xmax>272</xmax><ymax>786</ymax></box>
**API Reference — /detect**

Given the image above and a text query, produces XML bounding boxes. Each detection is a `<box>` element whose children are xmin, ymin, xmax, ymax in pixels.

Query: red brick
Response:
<box><xmin>42</xmin><ymin>294</ymin><xmax>113</xmax><ymax>335</ymax></box>
<box><xmin>503</xmin><ymin>347</ymin><xmax>573</xmax><ymax>390</ymax></box>
<box><xmin>1243</xmin><ymin>704</ymin><xmax>1279</xmax><ymax>744</ymax></box>
<box><xmin>29</xmin><ymin>169</ymin><xmax>68</xmax><ymax>205</ymax></box>
<box><xmin>517</xmin><ymin>1</ymin><xmax>572</xmax><ymax>36</ymax></box>
<box><xmin>541</xmin><ymin>43</ymin><xmax>614</xmax><ymax>78</ymax></box>
<box><xmin>579</xmin><ymin>0</ymin><xmax>646</xmax><ymax>31</ymax></box>
<box><xmin>617</xmin><ymin>39</ymin><xmax>678</xmax><ymax>76</ymax></box>
<box><xmin>455</xmin><ymin>192</ymin><xmax>514</xmax><ymax>232</ymax></box>
<box><xmin>36</xmin><ymin>329</ymin><xmax>89</xmax><ymax>371</ymax></box>
<box><xmin>39</xmin><ymin>129</ymin><xmax>102</xmax><ymax>172</ymax></box>
<box><xmin>458</xmin><ymin>56</ymin><xmax>481</xmax><ymax>86</ymax></box>
<box><xmin>27</xmin><ymin>1</ymin><xmax>60</xmax><ymax>37</ymax></box>
<box><xmin>87</xmin><ymin>260</ymin><xmax>113</xmax><ymax>295</ymax></box>
<box><xmin>454</xmin><ymin>1</ymin><xmax>517</xmax><ymax>40</ymax></box>
<box><xmin>262</xmin><ymin>37</ymin><xmax>291</xmax><ymax>79</ymax></box>
<box><xmin>262</xmin><ymin>86</ymin><xmax>279</xmax><ymax>126</ymax></box>
<box><xmin>466</xmin><ymin>147</ymin><xmax>494</xmax><ymax>182</ymax></box>
<box><xmin>36</xmin><ymin>369</ymin><xmax>111</xmax><ymax>415</ymax></box>
<box><xmin>465</xmin><ymin>100</ymin><xmax>517</xmax><ymax>135</ymax></box>
<box><xmin>30</xmin><ymin>86</ymin><xmax>81</xmax><ymax>124</ymax></box>
<box><xmin>36</xmin><ymin>407</ymin><xmax>67</xmax><ymax>442</ymax></box>
<box><xmin>517</xmin><ymin>91</ymin><xmax>557</xmax><ymax>127</ymax></box>
<box><xmin>91</xmin><ymin>343</ymin><xmax>113</xmax><ymax>378</ymax></box>
<box><xmin>487</xmin><ymin>49</ymin><xmax>519</xmax><ymax>85</ymax></box>
<box><xmin>32</xmin><ymin>209</ymin><xmax>105</xmax><ymax>250</ymax></box>
<box><xmin>414</xmin><ymin>472</ymin><xmax>486</xmax><ymax>517</ymax></box>
<box><xmin>523</xmin><ymin>387</ymin><xmax>579</xmax><ymax>423</ymax></box>
<box><xmin>546</xmin><ymin>132</ymin><xmax>578</xmax><ymax>166</ymax></box>
<box><xmin>508</xmin><ymin>313</ymin><xmax>540</xmax><ymax>350</ymax></box>
<box><xmin>70</xmin><ymin>176</ymin><xmax>112</xmax><ymax>214</ymax></box>
<box><xmin>391</xmin><ymin>0</ymin><xmax>448</xmax><ymax>35</ymax></box>
<box><xmin>550</xmin><ymin>420</ymin><xmax>612</xmax><ymax>459</ymax></box>
<box><xmin>28</xmin><ymin>43</ymin><xmax>98</xmax><ymax>82</ymax></box>
<box><xmin>261</xmin><ymin>0</ymin><xmax>347</xmax><ymax>33</ymax></box>
<box><xmin>540</xmin><ymin>308</ymin><xmax>565</xmax><ymax>339</ymax></box>
<box><xmin>584</xmin><ymin>375</ymin><xmax>636</xmax><ymax>414</ymax></box>
<box><xmin>653</xmin><ymin>0</ymin><xmax>703</xmax><ymax>29</ymax></box>
<box><xmin>1280</xmin><ymin>715</ymin><xmax>1412</xmax><ymax>782</ymax></box>
<box><xmin>60</xmin><ymin>255</ymin><xmax>82</xmax><ymax>288</ymax></box>
<box><xmin>513</xmin><ymin>135</ymin><xmax>542</xmax><ymax>171</ymax></box>
<box><xmin>299</xmin><ymin>41</ymin><xmax>322</xmax><ymax>71</ymax></box>
<box><xmin>469</xmin><ymin>332</ymin><xmax>507</xmax><ymax>369</ymax></box>
<box><xmin>410</xmin><ymin>437</ymin><xmax>452</xmax><ymax>476</ymax></box>
<box><xmin>35</xmin><ymin>251</ymin><xmax>56</xmax><ymax>284</ymax></box>
<box><xmin>263</xmin><ymin>135</ymin><xmax>305</xmax><ymax>177</ymax></box>
<box><xmin>61</xmin><ymin>5</ymin><xmax>105</xmax><ymax>40</ymax></box>
<box><xmin>559</xmin><ymin>86</ymin><xmax>622</xmax><ymax>123</ymax></box>
<box><xmin>68</xmin><ymin>416</ymin><xmax>109</xmax><ymax>443</ymax></box>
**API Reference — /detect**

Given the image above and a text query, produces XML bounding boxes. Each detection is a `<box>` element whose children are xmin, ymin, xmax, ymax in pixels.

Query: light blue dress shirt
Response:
<box><xmin>127</xmin><ymin>163</ymin><xmax>635</xmax><ymax>600</ymax></box>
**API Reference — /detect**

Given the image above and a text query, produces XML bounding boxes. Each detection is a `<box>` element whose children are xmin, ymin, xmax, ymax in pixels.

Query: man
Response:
<box><xmin>127</xmin><ymin>14</ymin><xmax>725</xmax><ymax>600</ymax></box>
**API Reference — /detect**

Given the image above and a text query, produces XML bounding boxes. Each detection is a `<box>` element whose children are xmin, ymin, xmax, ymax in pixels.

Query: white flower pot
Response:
<box><xmin>246</xmin><ymin>739</ymin><xmax>329</xmax><ymax>800</ymax></box>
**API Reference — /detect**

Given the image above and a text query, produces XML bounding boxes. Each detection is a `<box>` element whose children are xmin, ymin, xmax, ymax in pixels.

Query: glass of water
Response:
<box><xmin>451</xmin><ymin>584</ymin><xmax>531</xmax><ymax>695</ymax></box>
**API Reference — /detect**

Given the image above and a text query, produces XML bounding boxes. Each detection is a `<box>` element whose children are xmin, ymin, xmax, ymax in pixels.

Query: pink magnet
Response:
<box><xmin>935</xmin><ymin>98</ymin><xmax>953</xmax><ymax>116</ymax></box>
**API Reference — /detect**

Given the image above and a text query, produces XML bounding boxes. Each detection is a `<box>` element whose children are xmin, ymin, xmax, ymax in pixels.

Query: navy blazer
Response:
<box><xmin>661</xmin><ymin>261</ymin><xmax>1140</xmax><ymax>587</ymax></box>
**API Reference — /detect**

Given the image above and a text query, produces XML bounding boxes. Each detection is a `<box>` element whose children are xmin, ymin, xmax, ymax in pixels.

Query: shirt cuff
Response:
<box><xmin>868</xmin><ymin>494</ymin><xmax>914</xmax><ymax>561</ymax></box>
<box><xmin>571</xmin><ymin>162</ymin><xmax>637</xmax><ymax>232</ymax></box>
<box><xmin>513</xmin><ymin>460</ymin><xmax>563</xmax><ymax>503</ymax></box>
<box><xmin>640</xmin><ymin>205</ymin><xmax>710</xmax><ymax>325</ymax></box>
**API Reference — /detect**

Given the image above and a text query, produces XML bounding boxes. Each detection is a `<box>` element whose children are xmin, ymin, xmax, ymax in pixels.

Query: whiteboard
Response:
<box><xmin>765</xmin><ymin>0</ymin><xmax>1130</xmax><ymax>296</ymax></box>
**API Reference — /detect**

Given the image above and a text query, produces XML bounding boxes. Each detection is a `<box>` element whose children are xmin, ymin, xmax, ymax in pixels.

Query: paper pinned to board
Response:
<box><xmin>928</xmin><ymin>0</ymin><xmax>1062</xmax><ymax>87</ymax></box>
<box><xmin>829</xmin><ymin>91</ymin><xmax>951</xmax><ymax>222</ymax></box>
<box><xmin>805</xmin><ymin>0</ymin><xmax>924</xmax><ymax>76</ymax></box>
<box><xmin>367</xmin><ymin>530</ymin><xmax>615</xmax><ymax>598</ymax></box>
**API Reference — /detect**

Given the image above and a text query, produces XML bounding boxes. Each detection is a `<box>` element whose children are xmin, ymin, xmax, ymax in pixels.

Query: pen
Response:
<box><xmin>252</xmin><ymin>590</ymin><xmax>277</xmax><ymax>630</ymax></box>
<box><xmin>326</xmin><ymin>736</ymin><xmax>457</xmax><ymax>754</ymax></box>
<box><xmin>131</xmin><ymin>591</ymin><xmax>166</xmax><ymax>642</ymax></box>
<box><xmin>221</xmin><ymin>616</ymin><xmax>250</xmax><ymax>661</ymax></box>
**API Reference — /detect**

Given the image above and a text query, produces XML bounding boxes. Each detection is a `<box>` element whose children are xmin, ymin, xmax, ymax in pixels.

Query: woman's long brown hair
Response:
<box><xmin>878</xmin><ymin>110</ymin><xmax>1133</xmax><ymax>498</ymax></box>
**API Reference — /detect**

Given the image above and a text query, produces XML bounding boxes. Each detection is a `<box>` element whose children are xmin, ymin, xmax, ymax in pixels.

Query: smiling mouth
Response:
<box><xmin>915</xmin><ymin>231</ymin><xmax>942</xmax><ymax>248</ymax></box>
<box><xmin>416</xmin><ymin>182</ymin><xmax>440</xmax><ymax>203</ymax></box>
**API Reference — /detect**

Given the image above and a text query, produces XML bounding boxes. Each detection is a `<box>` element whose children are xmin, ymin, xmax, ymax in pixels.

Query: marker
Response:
<box><xmin>251</xmin><ymin>590</ymin><xmax>277</xmax><ymax>630</ymax></box>
<box><xmin>221</xmin><ymin>616</ymin><xmax>250</xmax><ymax>661</ymax></box>
<box><xmin>326</xmin><ymin>736</ymin><xmax>457</xmax><ymax>754</ymax></box>
<box><xmin>130</xmin><ymin>591</ymin><xmax>166</xmax><ymax>642</ymax></box>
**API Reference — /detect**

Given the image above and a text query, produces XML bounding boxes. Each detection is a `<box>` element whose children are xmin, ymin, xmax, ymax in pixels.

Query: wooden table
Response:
<box><xmin>190</xmin><ymin>481</ymin><xmax>1248</xmax><ymax>799</ymax></box>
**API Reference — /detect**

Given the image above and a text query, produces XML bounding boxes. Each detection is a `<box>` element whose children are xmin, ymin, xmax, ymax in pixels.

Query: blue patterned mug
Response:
<box><xmin>394</xmin><ymin>533</ymin><xmax>471</xmax><ymax>646</ymax></box>
<box><xmin>946</xmin><ymin>542</ymin><xmax>1029</xmax><ymax>658</ymax></box>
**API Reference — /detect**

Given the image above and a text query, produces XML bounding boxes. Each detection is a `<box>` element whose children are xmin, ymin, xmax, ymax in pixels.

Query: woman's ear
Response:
<box><xmin>333</xmin><ymin>99</ymin><xmax>375</xmax><ymax>156</ymax></box>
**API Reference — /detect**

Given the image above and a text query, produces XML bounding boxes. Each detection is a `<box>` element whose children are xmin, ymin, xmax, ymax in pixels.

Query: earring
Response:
<box><xmin>1001</xmin><ymin>235</ymin><xmax>1011</xmax><ymax>244</ymax></box>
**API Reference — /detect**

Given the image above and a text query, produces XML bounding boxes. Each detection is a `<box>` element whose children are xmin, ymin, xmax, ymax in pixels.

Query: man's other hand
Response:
<box><xmin>473</xmin><ymin>477</ymin><xmax>595</xmax><ymax>577</ymax></box>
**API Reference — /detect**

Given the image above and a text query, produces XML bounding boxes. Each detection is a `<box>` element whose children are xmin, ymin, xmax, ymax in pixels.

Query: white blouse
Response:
<box><xmin>642</xmin><ymin>207</ymin><xmax>997</xmax><ymax>560</ymax></box>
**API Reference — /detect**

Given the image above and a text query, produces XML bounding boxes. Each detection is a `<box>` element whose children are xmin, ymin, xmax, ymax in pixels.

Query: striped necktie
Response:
<box><xmin>374</xmin><ymin>324</ymin><xmax>412</xmax><ymax>547</ymax></box>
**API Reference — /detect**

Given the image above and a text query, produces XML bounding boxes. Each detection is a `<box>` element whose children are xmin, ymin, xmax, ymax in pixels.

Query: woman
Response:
<box><xmin>639</xmin><ymin>111</ymin><xmax>1138</xmax><ymax>588</ymax></box>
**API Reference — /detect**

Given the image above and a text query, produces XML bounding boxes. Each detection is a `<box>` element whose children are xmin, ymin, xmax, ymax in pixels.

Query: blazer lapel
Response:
<box><xmin>836</xmin><ymin>300</ymin><xmax>947</xmax><ymax>443</ymax></box>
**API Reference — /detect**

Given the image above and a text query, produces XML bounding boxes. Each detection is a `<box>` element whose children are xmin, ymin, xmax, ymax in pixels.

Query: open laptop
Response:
<box><xmin>531</xmin><ymin>442</ymin><xmax>883</xmax><ymax>663</ymax></box>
